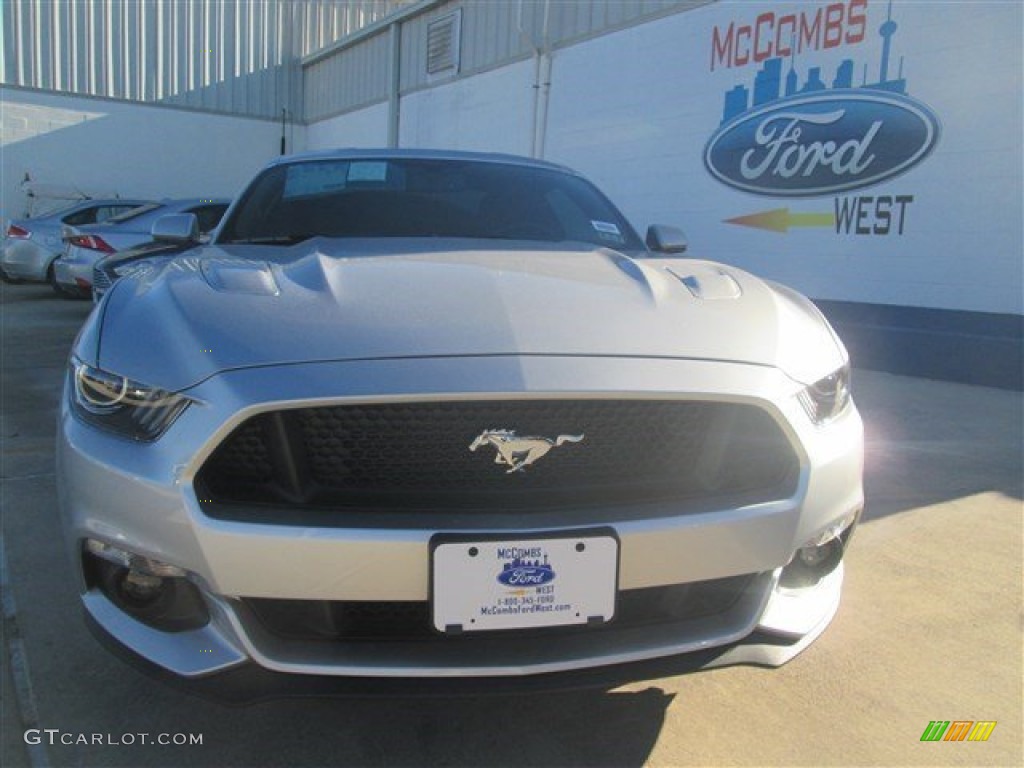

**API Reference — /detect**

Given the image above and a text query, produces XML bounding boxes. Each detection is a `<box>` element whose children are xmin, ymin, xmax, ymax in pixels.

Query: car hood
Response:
<box><xmin>91</xmin><ymin>239</ymin><xmax>845</xmax><ymax>391</ymax></box>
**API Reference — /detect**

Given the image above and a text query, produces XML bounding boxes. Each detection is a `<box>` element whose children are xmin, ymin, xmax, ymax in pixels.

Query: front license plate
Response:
<box><xmin>432</xmin><ymin>533</ymin><xmax>618</xmax><ymax>634</ymax></box>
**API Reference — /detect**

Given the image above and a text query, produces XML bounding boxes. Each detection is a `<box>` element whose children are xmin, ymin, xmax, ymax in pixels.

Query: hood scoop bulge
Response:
<box><xmin>665</xmin><ymin>265</ymin><xmax>742</xmax><ymax>300</ymax></box>
<box><xmin>200</xmin><ymin>259</ymin><xmax>280</xmax><ymax>296</ymax></box>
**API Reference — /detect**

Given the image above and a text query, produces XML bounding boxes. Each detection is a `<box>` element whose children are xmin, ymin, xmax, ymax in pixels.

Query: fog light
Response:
<box><xmin>122</xmin><ymin>570</ymin><xmax>165</xmax><ymax>601</ymax></box>
<box><xmin>85</xmin><ymin>538</ymin><xmax>186</xmax><ymax>578</ymax></box>
<box><xmin>82</xmin><ymin>540</ymin><xmax>208</xmax><ymax>632</ymax></box>
<box><xmin>780</xmin><ymin>511</ymin><xmax>859</xmax><ymax>588</ymax></box>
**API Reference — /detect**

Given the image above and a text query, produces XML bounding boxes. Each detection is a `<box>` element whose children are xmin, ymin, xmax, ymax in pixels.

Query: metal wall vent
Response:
<box><xmin>426</xmin><ymin>10</ymin><xmax>461</xmax><ymax>76</ymax></box>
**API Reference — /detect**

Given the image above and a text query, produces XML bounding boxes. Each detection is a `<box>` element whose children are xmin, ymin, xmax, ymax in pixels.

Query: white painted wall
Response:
<box><xmin>305</xmin><ymin>61</ymin><xmax>535</xmax><ymax>156</ymax></box>
<box><xmin>0</xmin><ymin>86</ymin><xmax>305</xmax><ymax>223</ymax></box>
<box><xmin>398</xmin><ymin>60</ymin><xmax>534</xmax><ymax>155</ymax></box>
<box><xmin>306</xmin><ymin>102</ymin><xmax>389</xmax><ymax>150</ymax></box>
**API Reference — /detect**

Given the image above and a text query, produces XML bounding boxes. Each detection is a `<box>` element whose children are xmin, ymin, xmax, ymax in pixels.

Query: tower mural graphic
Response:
<box><xmin>719</xmin><ymin>0</ymin><xmax>909</xmax><ymax>126</ymax></box>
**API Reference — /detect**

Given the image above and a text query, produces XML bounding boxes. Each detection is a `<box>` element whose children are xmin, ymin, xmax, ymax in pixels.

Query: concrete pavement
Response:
<box><xmin>1</xmin><ymin>280</ymin><xmax>1021</xmax><ymax>767</ymax></box>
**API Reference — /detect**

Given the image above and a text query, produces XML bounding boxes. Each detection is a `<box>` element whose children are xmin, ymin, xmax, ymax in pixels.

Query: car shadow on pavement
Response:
<box><xmin>25</xmin><ymin>652</ymin><xmax>677</xmax><ymax>768</ymax></box>
<box><xmin>255</xmin><ymin>687</ymin><xmax>675</xmax><ymax>767</ymax></box>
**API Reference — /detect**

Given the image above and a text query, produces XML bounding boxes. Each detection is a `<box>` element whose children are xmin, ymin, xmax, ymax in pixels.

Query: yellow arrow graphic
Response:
<box><xmin>725</xmin><ymin>208</ymin><xmax>835</xmax><ymax>233</ymax></box>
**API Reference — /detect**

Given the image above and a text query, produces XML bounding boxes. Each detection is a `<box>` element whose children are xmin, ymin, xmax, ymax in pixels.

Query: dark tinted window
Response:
<box><xmin>218</xmin><ymin>158</ymin><xmax>643</xmax><ymax>251</ymax></box>
<box><xmin>98</xmin><ymin>204</ymin><xmax>143</xmax><ymax>222</ymax></box>
<box><xmin>62</xmin><ymin>204</ymin><xmax>140</xmax><ymax>226</ymax></box>
<box><xmin>62</xmin><ymin>208</ymin><xmax>95</xmax><ymax>226</ymax></box>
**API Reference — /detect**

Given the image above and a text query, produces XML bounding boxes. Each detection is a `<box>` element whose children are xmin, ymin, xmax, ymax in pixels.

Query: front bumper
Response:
<box><xmin>58</xmin><ymin>355</ymin><xmax>863</xmax><ymax>686</ymax></box>
<box><xmin>84</xmin><ymin>566</ymin><xmax>844</xmax><ymax>702</ymax></box>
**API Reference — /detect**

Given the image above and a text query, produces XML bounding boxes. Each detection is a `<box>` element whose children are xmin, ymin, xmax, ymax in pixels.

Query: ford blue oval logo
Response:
<box><xmin>497</xmin><ymin>564</ymin><xmax>556</xmax><ymax>587</ymax></box>
<box><xmin>704</xmin><ymin>91</ymin><xmax>940</xmax><ymax>197</ymax></box>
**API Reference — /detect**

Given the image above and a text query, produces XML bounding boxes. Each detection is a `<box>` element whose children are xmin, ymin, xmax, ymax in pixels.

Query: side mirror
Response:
<box><xmin>646</xmin><ymin>225</ymin><xmax>688</xmax><ymax>254</ymax></box>
<box><xmin>151</xmin><ymin>213</ymin><xmax>199</xmax><ymax>245</ymax></box>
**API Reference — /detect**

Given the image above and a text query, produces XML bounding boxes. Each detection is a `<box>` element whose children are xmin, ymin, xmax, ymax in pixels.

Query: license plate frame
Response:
<box><xmin>430</xmin><ymin>529</ymin><xmax>619</xmax><ymax>634</ymax></box>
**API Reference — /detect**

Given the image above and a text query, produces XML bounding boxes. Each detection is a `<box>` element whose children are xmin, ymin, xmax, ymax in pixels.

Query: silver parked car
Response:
<box><xmin>54</xmin><ymin>198</ymin><xmax>230</xmax><ymax>297</ymax></box>
<box><xmin>58</xmin><ymin>149</ymin><xmax>863</xmax><ymax>695</ymax></box>
<box><xmin>1</xmin><ymin>199</ymin><xmax>151</xmax><ymax>292</ymax></box>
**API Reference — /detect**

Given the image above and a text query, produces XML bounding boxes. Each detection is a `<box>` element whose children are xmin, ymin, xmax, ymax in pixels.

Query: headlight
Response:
<box><xmin>798</xmin><ymin>365</ymin><xmax>851</xmax><ymax>425</ymax></box>
<box><xmin>70</xmin><ymin>357</ymin><xmax>189</xmax><ymax>440</ymax></box>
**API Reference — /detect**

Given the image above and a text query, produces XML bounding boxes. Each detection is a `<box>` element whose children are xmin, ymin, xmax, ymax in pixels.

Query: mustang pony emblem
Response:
<box><xmin>469</xmin><ymin>429</ymin><xmax>584</xmax><ymax>473</ymax></box>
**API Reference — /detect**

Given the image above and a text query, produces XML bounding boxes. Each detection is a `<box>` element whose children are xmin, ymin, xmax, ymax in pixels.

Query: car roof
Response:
<box><xmin>16</xmin><ymin>198</ymin><xmax>154</xmax><ymax>224</ymax></box>
<box><xmin>263</xmin><ymin>148</ymin><xmax>578</xmax><ymax>175</ymax></box>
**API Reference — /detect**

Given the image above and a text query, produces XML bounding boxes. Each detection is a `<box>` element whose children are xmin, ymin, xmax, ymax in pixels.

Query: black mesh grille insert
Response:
<box><xmin>242</xmin><ymin>574</ymin><xmax>756</xmax><ymax>642</ymax></box>
<box><xmin>196</xmin><ymin>400</ymin><xmax>799</xmax><ymax>514</ymax></box>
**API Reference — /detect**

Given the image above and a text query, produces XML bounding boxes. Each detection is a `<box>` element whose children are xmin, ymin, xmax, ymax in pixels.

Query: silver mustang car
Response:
<box><xmin>58</xmin><ymin>149</ymin><xmax>863</xmax><ymax>694</ymax></box>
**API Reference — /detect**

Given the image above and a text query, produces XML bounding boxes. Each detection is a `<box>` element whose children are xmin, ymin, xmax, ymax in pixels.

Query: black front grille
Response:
<box><xmin>196</xmin><ymin>399</ymin><xmax>799</xmax><ymax>514</ymax></box>
<box><xmin>92</xmin><ymin>268</ymin><xmax>111</xmax><ymax>294</ymax></box>
<box><xmin>242</xmin><ymin>574</ymin><xmax>756</xmax><ymax>642</ymax></box>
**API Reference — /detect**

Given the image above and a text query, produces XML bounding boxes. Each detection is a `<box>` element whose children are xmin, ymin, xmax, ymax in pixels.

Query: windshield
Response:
<box><xmin>216</xmin><ymin>158</ymin><xmax>644</xmax><ymax>251</ymax></box>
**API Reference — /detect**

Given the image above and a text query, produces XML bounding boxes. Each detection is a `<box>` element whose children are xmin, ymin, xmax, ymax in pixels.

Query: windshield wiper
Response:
<box><xmin>223</xmin><ymin>234</ymin><xmax>313</xmax><ymax>245</ymax></box>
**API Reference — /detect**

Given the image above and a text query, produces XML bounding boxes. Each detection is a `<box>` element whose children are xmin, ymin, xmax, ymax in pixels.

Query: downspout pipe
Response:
<box><xmin>536</xmin><ymin>0</ymin><xmax>552</xmax><ymax>158</ymax></box>
<box><xmin>536</xmin><ymin>51</ymin><xmax>553</xmax><ymax>159</ymax></box>
<box><xmin>387</xmin><ymin>22</ymin><xmax>402</xmax><ymax>148</ymax></box>
<box><xmin>281</xmin><ymin>2</ymin><xmax>296</xmax><ymax>156</ymax></box>
<box><xmin>529</xmin><ymin>51</ymin><xmax>541</xmax><ymax>158</ymax></box>
<box><xmin>518</xmin><ymin>0</ymin><xmax>552</xmax><ymax>158</ymax></box>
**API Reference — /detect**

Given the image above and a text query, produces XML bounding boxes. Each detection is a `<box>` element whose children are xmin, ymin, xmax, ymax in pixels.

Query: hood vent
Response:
<box><xmin>666</xmin><ymin>266</ymin><xmax>742</xmax><ymax>301</ymax></box>
<box><xmin>200</xmin><ymin>260</ymin><xmax>279</xmax><ymax>296</ymax></box>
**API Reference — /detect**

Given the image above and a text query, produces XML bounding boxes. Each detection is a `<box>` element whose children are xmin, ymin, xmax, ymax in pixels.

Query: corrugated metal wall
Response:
<box><xmin>304</xmin><ymin>0</ymin><xmax>710</xmax><ymax>122</ymax></box>
<box><xmin>1</xmin><ymin>0</ymin><xmax>412</xmax><ymax>119</ymax></box>
<box><xmin>1</xmin><ymin>0</ymin><xmax>711</xmax><ymax>123</ymax></box>
<box><xmin>304</xmin><ymin>30</ymin><xmax>391</xmax><ymax>123</ymax></box>
<box><xmin>299</xmin><ymin>0</ymin><xmax>410</xmax><ymax>57</ymax></box>
<box><xmin>400</xmin><ymin>1</ymin><xmax>526</xmax><ymax>93</ymax></box>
